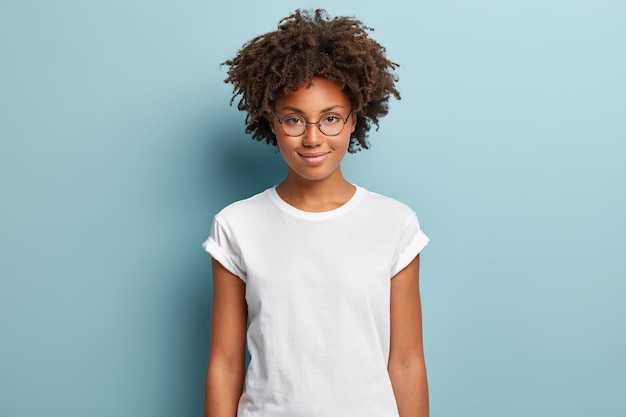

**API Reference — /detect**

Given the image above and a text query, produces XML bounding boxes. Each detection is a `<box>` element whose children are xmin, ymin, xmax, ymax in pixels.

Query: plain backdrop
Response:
<box><xmin>1</xmin><ymin>1</ymin><xmax>625</xmax><ymax>416</ymax></box>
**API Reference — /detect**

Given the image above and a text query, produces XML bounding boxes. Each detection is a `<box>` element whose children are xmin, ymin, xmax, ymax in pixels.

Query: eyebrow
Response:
<box><xmin>277</xmin><ymin>105</ymin><xmax>346</xmax><ymax>114</ymax></box>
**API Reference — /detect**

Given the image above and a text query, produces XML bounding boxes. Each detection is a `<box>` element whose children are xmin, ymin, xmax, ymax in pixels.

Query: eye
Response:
<box><xmin>321</xmin><ymin>113</ymin><xmax>343</xmax><ymax>125</ymax></box>
<box><xmin>282</xmin><ymin>114</ymin><xmax>304</xmax><ymax>126</ymax></box>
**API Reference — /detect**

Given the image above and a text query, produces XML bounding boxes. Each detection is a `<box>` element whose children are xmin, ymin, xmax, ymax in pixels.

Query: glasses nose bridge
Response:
<box><xmin>303</xmin><ymin>119</ymin><xmax>323</xmax><ymax>135</ymax></box>
<box><xmin>300</xmin><ymin>119</ymin><xmax>326</xmax><ymax>144</ymax></box>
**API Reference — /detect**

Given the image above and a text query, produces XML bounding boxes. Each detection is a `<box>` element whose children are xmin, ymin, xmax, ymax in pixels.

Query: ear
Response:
<box><xmin>349</xmin><ymin>113</ymin><xmax>357</xmax><ymax>134</ymax></box>
<box><xmin>268</xmin><ymin>117</ymin><xmax>277</xmax><ymax>135</ymax></box>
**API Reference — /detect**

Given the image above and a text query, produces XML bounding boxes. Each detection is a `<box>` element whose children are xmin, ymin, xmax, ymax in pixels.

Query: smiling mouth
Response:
<box><xmin>298</xmin><ymin>152</ymin><xmax>330</xmax><ymax>165</ymax></box>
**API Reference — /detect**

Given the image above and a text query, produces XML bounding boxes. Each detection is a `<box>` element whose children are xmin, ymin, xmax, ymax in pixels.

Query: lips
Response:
<box><xmin>298</xmin><ymin>151</ymin><xmax>330</xmax><ymax>165</ymax></box>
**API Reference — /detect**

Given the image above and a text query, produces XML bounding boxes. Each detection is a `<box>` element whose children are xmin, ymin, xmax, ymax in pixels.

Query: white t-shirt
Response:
<box><xmin>203</xmin><ymin>185</ymin><xmax>429</xmax><ymax>417</ymax></box>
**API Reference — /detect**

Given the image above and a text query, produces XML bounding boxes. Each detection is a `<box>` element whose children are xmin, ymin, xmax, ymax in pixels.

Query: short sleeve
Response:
<box><xmin>390</xmin><ymin>211</ymin><xmax>429</xmax><ymax>277</ymax></box>
<box><xmin>202</xmin><ymin>216</ymin><xmax>247</xmax><ymax>281</ymax></box>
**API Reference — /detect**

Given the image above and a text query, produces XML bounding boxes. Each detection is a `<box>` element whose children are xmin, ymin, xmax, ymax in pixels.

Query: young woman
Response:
<box><xmin>203</xmin><ymin>9</ymin><xmax>429</xmax><ymax>417</ymax></box>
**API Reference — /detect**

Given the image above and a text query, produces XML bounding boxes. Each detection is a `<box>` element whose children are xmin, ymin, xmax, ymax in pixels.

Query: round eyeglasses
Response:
<box><xmin>273</xmin><ymin>110</ymin><xmax>353</xmax><ymax>137</ymax></box>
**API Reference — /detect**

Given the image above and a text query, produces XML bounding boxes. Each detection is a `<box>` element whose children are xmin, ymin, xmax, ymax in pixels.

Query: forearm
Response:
<box><xmin>204</xmin><ymin>362</ymin><xmax>245</xmax><ymax>417</ymax></box>
<box><xmin>388</xmin><ymin>360</ymin><xmax>429</xmax><ymax>417</ymax></box>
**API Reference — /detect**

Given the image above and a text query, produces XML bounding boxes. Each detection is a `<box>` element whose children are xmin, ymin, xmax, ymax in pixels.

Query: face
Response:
<box><xmin>270</xmin><ymin>76</ymin><xmax>356</xmax><ymax>183</ymax></box>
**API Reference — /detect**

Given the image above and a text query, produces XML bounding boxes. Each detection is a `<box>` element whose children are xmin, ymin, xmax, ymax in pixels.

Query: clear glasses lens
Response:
<box><xmin>278</xmin><ymin>112</ymin><xmax>349</xmax><ymax>136</ymax></box>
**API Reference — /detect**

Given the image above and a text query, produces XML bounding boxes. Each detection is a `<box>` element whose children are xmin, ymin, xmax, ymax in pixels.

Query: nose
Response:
<box><xmin>301</xmin><ymin>123</ymin><xmax>324</xmax><ymax>147</ymax></box>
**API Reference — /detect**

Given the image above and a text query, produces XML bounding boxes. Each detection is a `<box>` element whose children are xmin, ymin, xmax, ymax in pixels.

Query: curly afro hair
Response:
<box><xmin>223</xmin><ymin>9</ymin><xmax>400</xmax><ymax>153</ymax></box>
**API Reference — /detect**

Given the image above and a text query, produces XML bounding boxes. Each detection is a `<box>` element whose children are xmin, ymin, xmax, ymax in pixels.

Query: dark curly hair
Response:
<box><xmin>223</xmin><ymin>9</ymin><xmax>400</xmax><ymax>153</ymax></box>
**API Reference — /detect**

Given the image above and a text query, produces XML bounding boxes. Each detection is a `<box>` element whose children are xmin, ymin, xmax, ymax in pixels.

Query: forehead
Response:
<box><xmin>274</xmin><ymin>77</ymin><xmax>351</xmax><ymax>113</ymax></box>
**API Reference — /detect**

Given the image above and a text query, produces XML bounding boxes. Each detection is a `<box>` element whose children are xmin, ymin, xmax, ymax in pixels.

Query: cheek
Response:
<box><xmin>275</xmin><ymin>135</ymin><xmax>296</xmax><ymax>152</ymax></box>
<box><xmin>331</xmin><ymin>135</ymin><xmax>351</xmax><ymax>153</ymax></box>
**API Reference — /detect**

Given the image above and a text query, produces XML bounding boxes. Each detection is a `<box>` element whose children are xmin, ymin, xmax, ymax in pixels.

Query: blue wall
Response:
<box><xmin>1</xmin><ymin>1</ymin><xmax>624</xmax><ymax>416</ymax></box>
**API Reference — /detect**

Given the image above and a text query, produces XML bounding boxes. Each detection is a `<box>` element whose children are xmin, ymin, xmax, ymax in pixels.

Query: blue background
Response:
<box><xmin>1</xmin><ymin>1</ymin><xmax>624</xmax><ymax>416</ymax></box>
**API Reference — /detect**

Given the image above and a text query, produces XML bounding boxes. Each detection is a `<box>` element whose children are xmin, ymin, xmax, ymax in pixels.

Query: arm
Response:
<box><xmin>388</xmin><ymin>254</ymin><xmax>429</xmax><ymax>417</ymax></box>
<box><xmin>204</xmin><ymin>258</ymin><xmax>248</xmax><ymax>417</ymax></box>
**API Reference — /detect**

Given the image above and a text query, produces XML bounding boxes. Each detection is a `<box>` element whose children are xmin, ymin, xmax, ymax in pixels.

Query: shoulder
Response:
<box><xmin>358</xmin><ymin>187</ymin><xmax>417</xmax><ymax>219</ymax></box>
<box><xmin>214</xmin><ymin>187</ymin><xmax>275</xmax><ymax>222</ymax></box>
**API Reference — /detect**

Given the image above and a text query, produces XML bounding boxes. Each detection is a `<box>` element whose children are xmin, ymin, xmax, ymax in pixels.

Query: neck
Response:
<box><xmin>276</xmin><ymin>169</ymin><xmax>356</xmax><ymax>212</ymax></box>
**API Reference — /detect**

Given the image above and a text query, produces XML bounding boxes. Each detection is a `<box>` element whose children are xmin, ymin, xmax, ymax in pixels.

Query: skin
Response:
<box><xmin>389</xmin><ymin>255</ymin><xmax>429</xmax><ymax>417</ymax></box>
<box><xmin>205</xmin><ymin>259</ymin><xmax>247</xmax><ymax>417</ymax></box>
<box><xmin>271</xmin><ymin>76</ymin><xmax>357</xmax><ymax>211</ymax></box>
<box><xmin>205</xmin><ymin>77</ymin><xmax>428</xmax><ymax>417</ymax></box>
